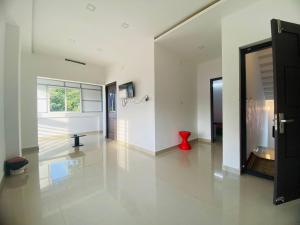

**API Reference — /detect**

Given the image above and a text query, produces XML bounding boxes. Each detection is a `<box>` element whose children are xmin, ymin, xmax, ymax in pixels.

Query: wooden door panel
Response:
<box><xmin>284</xmin><ymin>66</ymin><xmax>300</xmax><ymax>107</ymax></box>
<box><xmin>272</xmin><ymin>19</ymin><xmax>300</xmax><ymax>204</ymax></box>
<box><xmin>106</xmin><ymin>82</ymin><xmax>117</xmax><ymax>140</ymax></box>
<box><xmin>284</xmin><ymin>115</ymin><xmax>300</xmax><ymax>157</ymax></box>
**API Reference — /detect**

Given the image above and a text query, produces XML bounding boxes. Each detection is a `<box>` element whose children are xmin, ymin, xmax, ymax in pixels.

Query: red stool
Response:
<box><xmin>179</xmin><ymin>131</ymin><xmax>191</xmax><ymax>150</ymax></box>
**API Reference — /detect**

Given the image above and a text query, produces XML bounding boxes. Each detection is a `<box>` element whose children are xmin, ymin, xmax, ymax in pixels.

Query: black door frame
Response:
<box><xmin>239</xmin><ymin>41</ymin><xmax>273</xmax><ymax>175</ymax></box>
<box><xmin>105</xmin><ymin>82</ymin><xmax>117</xmax><ymax>139</ymax></box>
<box><xmin>210</xmin><ymin>77</ymin><xmax>223</xmax><ymax>143</ymax></box>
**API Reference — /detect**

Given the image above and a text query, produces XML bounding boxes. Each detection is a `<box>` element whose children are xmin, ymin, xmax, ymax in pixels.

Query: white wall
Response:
<box><xmin>38</xmin><ymin>112</ymin><xmax>102</xmax><ymax>138</ymax></box>
<box><xmin>0</xmin><ymin>0</ymin><xmax>6</xmax><ymax>182</ymax></box>
<box><xmin>197</xmin><ymin>57</ymin><xmax>222</xmax><ymax>140</ymax></box>
<box><xmin>222</xmin><ymin>0</ymin><xmax>300</xmax><ymax>170</ymax></box>
<box><xmin>105</xmin><ymin>38</ymin><xmax>156</xmax><ymax>152</ymax></box>
<box><xmin>21</xmin><ymin>53</ymin><xmax>106</xmax><ymax>149</ymax></box>
<box><xmin>154</xmin><ymin>44</ymin><xmax>197</xmax><ymax>151</ymax></box>
<box><xmin>4</xmin><ymin>23</ymin><xmax>21</xmax><ymax>159</ymax></box>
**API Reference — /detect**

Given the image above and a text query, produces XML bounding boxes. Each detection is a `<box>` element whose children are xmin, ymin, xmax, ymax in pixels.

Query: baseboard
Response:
<box><xmin>22</xmin><ymin>146</ymin><xmax>39</xmax><ymax>154</ymax></box>
<box><xmin>155</xmin><ymin>145</ymin><xmax>177</xmax><ymax>155</ymax></box>
<box><xmin>198</xmin><ymin>138</ymin><xmax>212</xmax><ymax>143</ymax></box>
<box><xmin>115</xmin><ymin>138</ymin><xmax>200</xmax><ymax>157</ymax></box>
<box><xmin>155</xmin><ymin>138</ymin><xmax>199</xmax><ymax>155</ymax></box>
<box><xmin>222</xmin><ymin>165</ymin><xmax>241</xmax><ymax>175</ymax></box>
<box><xmin>116</xmin><ymin>140</ymin><xmax>156</xmax><ymax>156</ymax></box>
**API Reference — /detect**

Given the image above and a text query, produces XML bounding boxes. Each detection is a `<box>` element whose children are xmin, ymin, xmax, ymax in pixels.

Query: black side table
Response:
<box><xmin>71</xmin><ymin>134</ymin><xmax>86</xmax><ymax>147</ymax></box>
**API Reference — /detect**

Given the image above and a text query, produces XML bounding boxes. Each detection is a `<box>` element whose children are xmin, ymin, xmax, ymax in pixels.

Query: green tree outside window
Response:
<box><xmin>49</xmin><ymin>87</ymin><xmax>65</xmax><ymax>112</ymax></box>
<box><xmin>49</xmin><ymin>87</ymin><xmax>81</xmax><ymax>112</ymax></box>
<box><xmin>66</xmin><ymin>88</ymin><xmax>81</xmax><ymax>112</ymax></box>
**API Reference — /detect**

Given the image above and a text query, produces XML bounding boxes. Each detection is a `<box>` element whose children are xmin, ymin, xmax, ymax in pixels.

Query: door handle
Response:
<box><xmin>280</xmin><ymin>119</ymin><xmax>295</xmax><ymax>123</ymax></box>
<box><xmin>279</xmin><ymin>113</ymin><xmax>295</xmax><ymax>134</ymax></box>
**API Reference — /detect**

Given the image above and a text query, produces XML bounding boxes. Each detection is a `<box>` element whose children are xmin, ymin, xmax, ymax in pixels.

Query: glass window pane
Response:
<box><xmin>38</xmin><ymin>99</ymin><xmax>47</xmax><ymax>113</ymax></box>
<box><xmin>82</xmin><ymin>101</ymin><xmax>101</xmax><ymax>112</ymax></box>
<box><xmin>66</xmin><ymin>88</ymin><xmax>81</xmax><ymax>112</ymax></box>
<box><xmin>108</xmin><ymin>92</ymin><xmax>116</xmax><ymax>112</ymax></box>
<box><xmin>49</xmin><ymin>87</ymin><xmax>65</xmax><ymax>112</ymax></box>
<box><xmin>37</xmin><ymin>85</ymin><xmax>47</xmax><ymax>98</ymax></box>
<box><xmin>82</xmin><ymin>89</ymin><xmax>101</xmax><ymax>101</ymax></box>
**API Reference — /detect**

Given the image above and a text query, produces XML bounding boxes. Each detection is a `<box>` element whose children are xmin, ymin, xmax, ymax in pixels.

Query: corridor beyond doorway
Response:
<box><xmin>210</xmin><ymin>78</ymin><xmax>223</xmax><ymax>143</ymax></box>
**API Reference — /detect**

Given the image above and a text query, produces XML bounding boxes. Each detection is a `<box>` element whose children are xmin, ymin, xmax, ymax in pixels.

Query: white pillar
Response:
<box><xmin>4</xmin><ymin>23</ymin><xmax>21</xmax><ymax>159</ymax></box>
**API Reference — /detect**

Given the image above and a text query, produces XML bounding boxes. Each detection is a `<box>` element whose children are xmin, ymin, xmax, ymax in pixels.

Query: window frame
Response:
<box><xmin>37</xmin><ymin>79</ymin><xmax>103</xmax><ymax>114</ymax></box>
<box><xmin>37</xmin><ymin>84</ymin><xmax>49</xmax><ymax>113</ymax></box>
<box><xmin>81</xmin><ymin>87</ymin><xmax>103</xmax><ymax>113</ymax></box>
<box><xmin>47</xmin><ymin>86</ymin><xmax>82</xmax><ymax>113</ymax></box>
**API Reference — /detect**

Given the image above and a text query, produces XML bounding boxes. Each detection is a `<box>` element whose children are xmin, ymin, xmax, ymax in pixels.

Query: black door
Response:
<box><xmin>106</xmin><ymin>82</ymin><xmax>117</xmax><ymax>140</ymax></box>
<box><xmin>271</xmin><ymin>19</ymin><xmax>300</xmax><ymax>204</ymax></box>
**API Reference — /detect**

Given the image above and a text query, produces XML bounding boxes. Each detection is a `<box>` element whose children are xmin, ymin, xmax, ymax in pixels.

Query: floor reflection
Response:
<box><xmin>0</xmin><ymin>133</ymin><xmax>299</xmax><ymax>225</ymax></box>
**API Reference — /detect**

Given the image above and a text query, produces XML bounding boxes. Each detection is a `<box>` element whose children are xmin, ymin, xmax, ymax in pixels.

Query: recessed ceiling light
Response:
<box><xmin>121</xmin><ymin>22</ymin><xmax>129</xmax><ymax>29</ymax></box>
<box><xmin>86</xmin><ymin>3</ymin><xmax>96</xmax><ymax>12</ymax></box>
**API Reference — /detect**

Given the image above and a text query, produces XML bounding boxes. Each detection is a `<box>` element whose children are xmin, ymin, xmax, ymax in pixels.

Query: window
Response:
<box><xmin>37</xmin><ymin>85</ymin><xmax>48</xmax><ymax>113</ymax></box>
<box><xmin>49</xmin><ymin>87</ymin><xmax>65</xmax><ymax>112</ymax></box>
<box><xmin>37</xmin><ymin>78</ymin><xmax>102</xmax><ymax>113</ymax></box>
<box><xmin>66</xmin><ymin>88</ymin><xmax>81</xmax><ymax>112</ymax></box>
<box><xmin>48</xmin><ymin>87</ymin><xmax>81</xmax><ymax>112</ymax></box>
<box><xmin>81</xmin><ymin>84</ymin><xmax>102</xmax><ymax>112</ymax></box>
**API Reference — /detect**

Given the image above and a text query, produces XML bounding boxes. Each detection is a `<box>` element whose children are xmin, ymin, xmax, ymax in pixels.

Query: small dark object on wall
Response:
<box><xmin>119</xmin><ymin>82</ymin><xmax>135</xmax><ymax>98</ymax></box>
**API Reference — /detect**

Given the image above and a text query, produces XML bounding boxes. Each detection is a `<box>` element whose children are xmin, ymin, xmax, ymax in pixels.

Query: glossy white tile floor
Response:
<box><xmin>0</xmin><ymin>133</ymin><xmax>300</xmax><ymax>225</ymax></box>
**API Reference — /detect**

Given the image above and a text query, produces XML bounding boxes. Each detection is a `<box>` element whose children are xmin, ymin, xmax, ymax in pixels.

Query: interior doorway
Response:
<box><xmin>240</xmin><ymin>20</ymin><xmax>300</xmax><ymax>205</ymax></box>
<box><xmin>240</xmin><ymin>41</ymin><xmax>274</xmax><ymax>179</ymax></box>
<box><xmin>210</xmin><ymin>77</ymin><xmax>223</xmax><ymax>143</ymax></box>
<box><xmin>105</xmin><ymin>82</ymin><xmax>117</xmax><ymax>140</ymax></box>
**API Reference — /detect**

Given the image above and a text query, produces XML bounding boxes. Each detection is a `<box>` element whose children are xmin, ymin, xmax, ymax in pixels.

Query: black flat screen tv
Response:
<box><xmin>119</xmin><ymin>82</ymin><xmax>135</xmax><ymax>98</ymax></box>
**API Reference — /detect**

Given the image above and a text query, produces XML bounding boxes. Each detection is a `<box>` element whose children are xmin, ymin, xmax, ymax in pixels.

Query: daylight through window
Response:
<box><xmin>37</xmin><ymin>78</ymin><xmax>103</xmax><ymax>113</ymax></box>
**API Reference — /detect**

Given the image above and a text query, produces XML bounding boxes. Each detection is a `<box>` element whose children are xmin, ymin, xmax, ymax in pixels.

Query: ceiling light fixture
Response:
<box><xmin>65</xmin><ymin>58</ymin><xmax>86</xmax><ymax>66</ymax></box>
<box><xmin>121</xmin><ymin>22</ymin><xmax>129</xmax><ymax>29</ymax></box>
<box><xmin>86</xmin><ymin>3</ymin><xmax>96</xmax><ymax>12</ymax></box>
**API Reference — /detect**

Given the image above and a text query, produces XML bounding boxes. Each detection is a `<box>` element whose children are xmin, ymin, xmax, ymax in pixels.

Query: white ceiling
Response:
<box><xmin>5</xmin><ymin>0</ymin><xmax>261</xmax><ymax>66</ymax></box>
<box><xmin>155</xmin><ymin>0</ymin><xmax>261</xmax><ymax>63</ymax></box>
<box><xmin>31</xmin><ymin>0</ymin><xmax>216</xmax><ymax>66</ymax></box>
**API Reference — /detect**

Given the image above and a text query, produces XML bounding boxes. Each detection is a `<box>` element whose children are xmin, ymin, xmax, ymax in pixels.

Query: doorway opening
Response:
<box><xmin>210</xmin><ymin>77</ymin><xmax>223</xmax><ymax>143</ymax></box>
<box><xmin>105</xmin><ymin>82</ymin><xmax>117</xmax><ymax>140</ymax></box>
<box><xmin>240</xmin><ymin>41</ymin><xmax>275</xmax><ymax>180</ymax></box>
